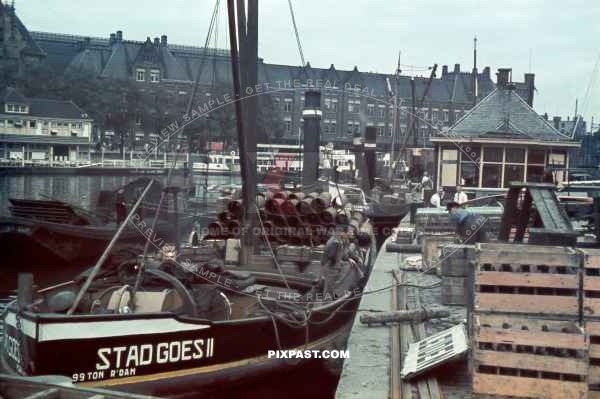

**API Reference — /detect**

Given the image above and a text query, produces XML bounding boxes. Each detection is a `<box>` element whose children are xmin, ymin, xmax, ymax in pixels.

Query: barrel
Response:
<box><xmin>321</xmin><ymin>207</ymin><xmax>337</xmax><ymax>224</ymax></box>
<box><xmin>266</xmin><ymin>198</ymin><xmax>286</xmax><ymax>214</ymax></box>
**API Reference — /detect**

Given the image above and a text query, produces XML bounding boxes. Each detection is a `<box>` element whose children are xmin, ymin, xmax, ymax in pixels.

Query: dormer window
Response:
<box><xmin>5</xmin><ymin>104</ymin><xmax>28</xmax><ymax>114</ymax></box>
<box><xmin>136</xmin><ymin>68</ymin><xmax>146</xmax><ymax>82</ymax></box>
<box><xmin>150</xmin><ymin>69</ymin><xmax>160</xmax><ymax>83</ymax></box>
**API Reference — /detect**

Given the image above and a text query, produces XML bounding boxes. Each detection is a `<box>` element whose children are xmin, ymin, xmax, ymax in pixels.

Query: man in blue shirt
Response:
<box><xmin>446</xmin><ymin>201</ymin><xmax>488</xmax><ymax>244</ymax></box>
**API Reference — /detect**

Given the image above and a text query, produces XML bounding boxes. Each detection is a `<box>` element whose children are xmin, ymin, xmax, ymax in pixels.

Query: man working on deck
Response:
<box><xmin>446</xmin><ymin>201</ymin><xmax>488</xmax><ymax>244</ymax></box>
<box><xmin>430</xmin><ymin>187</ymin><xmax>444</xmax><ymax>208</ymax></box>
<box><xmin>453</xmin><ymin>185</ymin><xmax>468</xmax><ymax>205</ymax></box>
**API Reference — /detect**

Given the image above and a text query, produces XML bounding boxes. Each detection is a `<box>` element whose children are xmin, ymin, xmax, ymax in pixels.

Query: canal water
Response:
<box><xmin>0</xmin><ymin>173</ymin><xmax>240</xmax><ymax>290</ymax></box>
<box><xmin>0</xmin><ymin>172</ymin><xmax>341</xmax><ymax>399</ymax></box>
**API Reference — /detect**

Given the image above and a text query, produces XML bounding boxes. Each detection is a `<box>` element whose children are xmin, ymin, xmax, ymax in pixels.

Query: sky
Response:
<box><xmin>13</xmin><ymin>0</ymin><xmax>600</xmax><ymax>130</ymax></box>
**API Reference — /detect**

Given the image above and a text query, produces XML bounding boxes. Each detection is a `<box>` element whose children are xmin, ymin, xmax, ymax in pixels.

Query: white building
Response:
<box><xmin>0</xmin><ymin>87</ymin><xmax>93</xmax><ymax>162</ymax></box>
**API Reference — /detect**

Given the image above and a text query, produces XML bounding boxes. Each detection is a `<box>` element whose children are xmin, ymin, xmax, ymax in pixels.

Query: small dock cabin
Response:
<box><xmin>430</xmin><ymin>68</ymin><xmax>580</xmax><ymax>196</ymax></box>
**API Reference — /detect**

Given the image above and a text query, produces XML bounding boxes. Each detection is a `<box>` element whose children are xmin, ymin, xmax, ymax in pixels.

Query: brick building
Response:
<box><xmin>2</xmin><ymin>3</ymin><xmax>536</xmax><ymax>153</ymax></box>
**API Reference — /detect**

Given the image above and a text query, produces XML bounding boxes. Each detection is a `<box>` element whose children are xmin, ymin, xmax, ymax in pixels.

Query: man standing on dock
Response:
<box><xmin>446</xmin><ymin>201</ymin><xmax>488</xmax><ymax>244</ymax></box>
<box><xmin>115</xmin><ymin>188</ymin><xmax>127</xmax><ymax>225</ymax></box>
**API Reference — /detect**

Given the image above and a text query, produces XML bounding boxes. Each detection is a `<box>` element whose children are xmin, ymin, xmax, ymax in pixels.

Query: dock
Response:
<box><xmin>337</xmin><ymin>210</ymin><xmax>472</xmax><ymax>399</ymax></box>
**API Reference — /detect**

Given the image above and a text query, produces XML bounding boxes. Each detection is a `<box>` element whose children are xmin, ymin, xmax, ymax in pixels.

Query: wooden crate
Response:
<box><xmin>587</xmin><ymin>321</ymin><xmax>600</xmax><ymax>395</ymax></box>
<box><xmin>420</xmin><ymin>234</ymin><xmax>455</xmax><ymax>271</ymax></box>
<box><xmin>441</xmin><ymin>276</ymin><xmax>467</xmax><ymax>305</ymax></box>
<box><xmin>472</xmin><ymin>314</ymin><xmax>588</xmax><ymax>399</ymax></box>
<box><xmin>440</xmin><ymin>244</ymin><xmax>475</xmax><ymax>277</ymax></box>
<box><xmin>581</xmin><ymin>249</ymin><xmax>600</xmax><ymax>319</ymax></box>
<box><xmin>474</xmin><ymin>243</ymin><xmax>581</xmax><ymax>318</ymax></box>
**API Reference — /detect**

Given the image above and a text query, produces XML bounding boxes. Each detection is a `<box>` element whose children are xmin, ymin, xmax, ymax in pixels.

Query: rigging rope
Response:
<box><xmin>287</xmin><ymin>0</ymin><xmax>305</xmax><ymax>67</ymax></box>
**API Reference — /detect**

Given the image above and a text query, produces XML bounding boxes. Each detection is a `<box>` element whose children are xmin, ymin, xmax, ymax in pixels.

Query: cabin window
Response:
<box><xmin>527</xmin><ymin>148</ymin><xmax>546</xmax><ymax>182</ymax></box>
<box><xmin>482</xmin><ymin>164</ymin><xmax>502</xmax><ymax>188</ymax></box>
<box><xmin>506</xmin><ymin>148</ymin><xmax>525</xmax><ymax>163</ymax></box>
<box><xmin>483</xmin><ymin>147</ymin><xmax>503</xmax><ymax>162</ymax></box>
<box><xmin>440</xmin><ymin>148</ymin><xmax>458</xmax><ymax>187</ymax></box>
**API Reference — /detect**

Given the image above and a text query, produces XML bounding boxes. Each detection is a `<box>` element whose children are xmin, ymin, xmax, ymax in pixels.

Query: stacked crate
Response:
<box><xmin>439</xmin><ymin>244</ymin><xmax>475</xmax><ymax>305</ymax></box>
<box><xmin>471</xmin><ymin>243</ymin><xmax>588</xmax><ymax>399</ymax></box>
<box><xmin>581</xmin><ymin>248</ymin><xmax>600</xmax><ymax>398</ymax></box>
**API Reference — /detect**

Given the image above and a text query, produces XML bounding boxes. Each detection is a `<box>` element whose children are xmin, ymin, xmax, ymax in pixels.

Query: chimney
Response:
<box><xmin>116</xmin><ymin>30</ymin><xmax>123</xmax><ymax>41</ymax></box>
<box><xmin>553</xmin><ymin>116</ymin><xmax>561</xmax><ymax>130</ymax></box>
<box><xmin>302</xmin><ymin>90</ymin><xmax>322</xmax><ymax>187</ymax></box>
<box><xmin>483</xmin><ymin>66</ymin><xmax>490</xmax><ymax>79</ymax></box>
<box><xmin>496</xmin><ymin>68</ymin><xmax>512</xmax><ymax>88</ymax></box>
<box><xmin>442</xmin><ymin>65</ymin><xmax>448</xmax><ymax>77</ymax></box>
<box><xmin>524</xmin><ymin>73</ymin><xmax>535</xmax><ymax>107</ymax></box>
<box><xmin>364</xmin><ymin>126</ymin><xmax>377</xmax><ymax>192</ymax></box>
<box><xmin>454</xmin><ymin>64</ymin><xmax>460</xmax><ymax>73</ymax></box>
<box><xmin>161</xmin><ymin>35</ymin><xmax>167</xmax><ymax>46</ymax></box>
<box><xmin>109</xmin><ymin>33</ymin><xmax>116</xmax><ymax>45</ymax></box>
<box><xmin>154</xmin><ymin>37</ymin><xmax>160</xmax><ymax>46</ymax></box>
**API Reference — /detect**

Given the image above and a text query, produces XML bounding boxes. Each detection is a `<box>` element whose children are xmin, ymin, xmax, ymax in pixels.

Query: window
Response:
<box><xmin>454</xmin><ymin>110</ymin><xmax>460</xmax><ymax>121</ymax></box>
<box><xmin>376</xmin><ymin>105</ymin><xmax>385</xmax><ymax>120</ymax></box>
<box><xmin>347</xmin><ymin>121</ymin><xmax>354</xmax><ymax>135</ymax></box>
<box><xmin>284</xmin><ymin>120</ymin><xmax>292</xmax><ymax>133</ymax></box>
<box><xmin>331</xmin><ymin>98</ymin><xmax>338</xmax><ymax>111</ymax></box>
<box><xmin>528</xmin><ymin>149</ymin><xmax>545</xmax><ymax>164</ymax></box>
<box><xmin>506</xmin><ymin>148</ymin><xmax>525</xmax><ymax>163</ymax></box>
<box><xmin>150</xmin><ymin>69</ymin><xmax>160</xmax><ymax>83</ymax></box>
<box><xmin>367</xmin><ymin>104</ymin><xmax>375</xmax><ymax>117</ymax></box>
<box><xmin>483</xmin><ymin>147</ymin><xmax>503</xmax><ymax>162</ymax></box>
<box><xmin>443</xmin><ymin>110</ymin><xmax>449</xmax><ymax>122</ymax></box>
<box><xmin>348</xmin><ymin>99</ymin><xmax>360</xmax><ymax>113</ymax></box>
<box><xmin>504</xmin><ymin>164</ymin><xmax>524</xmax><ymax>187</ymax></box>
<box><xmin>136</xmin><ymin>68</ymin><xmax>145</xmax><ymax>82</ymax></box>
<box><xmin>284</xmin><ymin>98</ymin><xmax>293</xmax><ymax>113</ymax></box>
<box><xmin>353</xmin><ymin>121</ymin><xmax>360</xmax><ymax>134</ymax></box>
<box><xmin>387</xmin><ymin>125</ymin><xmax>393</xmax><ymax>136</ymax></box>
<box><xmin>432</xmin><ymin>110</ymin><xmax>439</xmax><ymax>123</ymax></box>
<box><xmin>460</xmin><ymin>145</ymin><xmax>480</xmax><ymax>187</ymax></box>
<box><xmin>29</xmin><ymin>120</ymin><xmax>36</xmax><ymax>128</ymax></box>
<box><xmin>324</xmin><ymin>98</ymin><xmax>332</xmax><ymax>111</ymax></box>
<box><xmin>441</xmin><ymin>148</ymin><xmax>458</xmax><ymax>186</ymax></box>
<box><xmin>377</xmin><ymin>126</ymin><xmax>384</xmax><ymax>136</ymax></box>
<box><xmin>274</xmin><ymin>96</ymin><xmax>280</xmax><ymax>109</ymax></box>
<box><xmin>482</xmin><ymin>164</ymin><xmax>502</xmax><ymax>188</ymax></box>
<box><xmin>135</xmin><ymin>115</ymin><xmax>143</xmax><ymax>128</ymax></box>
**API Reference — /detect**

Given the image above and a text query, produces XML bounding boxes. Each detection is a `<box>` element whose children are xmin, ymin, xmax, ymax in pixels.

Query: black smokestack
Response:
<box><xmin>364</xmin><ymin>126</ymin><xmax>377</xmax><ymax>191</ymax></box>
<box><xmin>302</xmin><ymin>90</ymin><xmax>322</xmax><ymax>187</ymax></box>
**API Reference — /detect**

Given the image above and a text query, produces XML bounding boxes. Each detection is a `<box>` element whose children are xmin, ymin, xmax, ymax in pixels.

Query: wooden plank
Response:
<box><xmin>476</xmin><ymin>271</ymin><xmax>578</xmax><ymax>289</ymax></box>
<box><xmin>474</xmin><ymin>349</ymin><xmax>588</xmax><ymax>375</ymax></box>
<box><xmin>473</xmin><ymin>373</ymin><xmax>587</xmax><ymax>399</ymax></box>
<box><xmin>591</xmin><ymin>344</ymin><xmax>600</xmax><ymax>359</ymax></box>
<box><xmin>476</xmin><ymin>314</ymin><xmax>580</xmax><ymax>332</ymax></box>
<box><xmin>584</xmin><ymin>277</ymin><xmax>600</xmax><ymax>292</ymax></box>
<box><xmin>476</xmin><ymin>293</ymin><xmax>578</xmax><ymax>316</ymax></box>
<box><xmin>476</xmin><ymin>327</ymin><xmax>586</xmax><ymax>350</ymax></box>
<box><xmin>583</xmin><ymin>298</ymin><xmax>600</xmax><ymax>318</ymax></box>
<box><xmin>590</xmin><ymin>365</ymin><xmax>600</xmax><ymax>384</ymax></box>
<box><xmin>586</xmin><ymin>321</ymin><xmax>600</xmax><ymax>336</ymax></box>
<box><xmin>478</xmin><ymin>243</ymin><xmax>578</xmax><ymax>266</ymax></box>
<box><xmin>390</xmin><ymin>280</ymin><xmax>402</xmax><ymax>399</ymax></box>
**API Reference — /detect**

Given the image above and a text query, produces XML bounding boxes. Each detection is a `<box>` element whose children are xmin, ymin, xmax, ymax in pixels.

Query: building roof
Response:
<box><xmin>443</xmin><ymin>86</ymin><xmax>573</xmax><ymax>142</ymax></box>
<box><xmin>0</xmin><ymin>3</ymin><xmax>46</xmax><ymax>58</ymax></box>
<box><xmin>0</xmin><ymin>88</ymin><xmax>91</xmax><ymax>120</ymax></box>
<box><xmin>1</xmin><ymin>87</ymin><xmax>28</xmax><ymax>105</ymax></box>
<box><xmin>29</xmin><ymin>31</ymin><xmax>500</xmax><ymax>104</ymax></box>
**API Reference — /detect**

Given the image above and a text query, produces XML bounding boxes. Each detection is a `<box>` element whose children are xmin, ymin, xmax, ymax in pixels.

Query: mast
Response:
<box><xmin>227</xmin><ymin>0</ymin><xmax>258</xmax><ymax>263</ymax></box>
<box><xmin>473</xmin><ymin>35</ymin><xmax>478</xmax><ymax>106</ymax></box>
<box><xmin>387</xmin><ymin>51</ymin><xmax>401</xmax><ymax>182</ymax></box>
